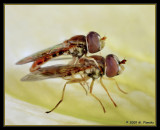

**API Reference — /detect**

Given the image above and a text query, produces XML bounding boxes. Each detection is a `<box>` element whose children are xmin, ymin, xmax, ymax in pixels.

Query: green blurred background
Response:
<box><xmin>5</xmin><ymin>4</ymin><xmax>156</xmax><ymax>126</ymax></box>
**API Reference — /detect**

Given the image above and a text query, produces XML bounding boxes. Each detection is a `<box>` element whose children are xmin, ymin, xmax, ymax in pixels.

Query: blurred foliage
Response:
<box><xmin>5</xmin><ymin>4</ymin><xmax>155</xmax><ymax>126</ymax></box>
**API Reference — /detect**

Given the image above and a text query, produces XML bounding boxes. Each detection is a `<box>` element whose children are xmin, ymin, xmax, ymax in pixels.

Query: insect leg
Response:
<box><xmin>80</xmin><ymin>74</ymin><xmax>90</xmax><ymax>90</ymax></box>
<box><xmin>79</xmin><ymin>82</ymin><xmax>88</xmax><ymax>95</ymax></box>
<box><xmin>46</xmin><ymin>81</ymin><xmax>67</xmax><ymax>113</ymax></box>
<box><xmin>67</xmin><ymin>57</ymin><xmax>76</xmax><ymax>65</ymax></box>
<box><xmin>85</xmin><ymin>54</ymin><xmax>99</xmax><ymax>67</ymax></box>
<box><xmin>84</xmin><ymin>55</ymin><xmax>103</xmax><ymax>73</ymax></box>
<box><xmin>89</xmin><ymin>79</ymin><xmax>106</xmax><ymax>113</ymax></box>
<box><xmin>103</xmin><ymin>77</ymin><xmax>127</xmax><ymax>94</ymax></box>
<box><xmin>100</xmin><ymin>77</ymin><xmax>117</xmax><ymax>107</ymax></box>
<box><xmin>65</xmin><ymin>75</ymin><xmax>89</xmax><ymax>95</ymax></box>
<box><xmin>46</xmin><ymin>76</ymin><xmax>90</xmax><ymax>113</ymax></box>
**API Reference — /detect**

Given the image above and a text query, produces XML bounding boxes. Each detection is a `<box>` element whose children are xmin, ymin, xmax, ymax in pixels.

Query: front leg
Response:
<box><xmin>67</xmin><ymin>57</ymin><xmax>78</xmax><ymax>65</ymax></box>
<box><xmin>103</xmin><ymin>77</ymin><xmax>127</xmax><ymax>94</ymax></box>
<box><xmin>84</xmin><ymin>54</ymin><xmax>103</xmax><ymax>74</ymax></box>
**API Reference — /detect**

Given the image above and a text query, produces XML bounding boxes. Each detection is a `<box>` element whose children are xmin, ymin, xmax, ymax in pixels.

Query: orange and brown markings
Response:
<box><xmin>40</xmin><ymin>64</ymin><xmax>92</xmax><ymax>78</ymax></box>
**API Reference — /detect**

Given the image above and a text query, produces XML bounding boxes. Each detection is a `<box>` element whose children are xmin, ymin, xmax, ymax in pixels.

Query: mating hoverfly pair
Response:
<box><xmin>16</xmin><ymin>31</ymin><xmax>127</xmax><ymax>113</ymax></box>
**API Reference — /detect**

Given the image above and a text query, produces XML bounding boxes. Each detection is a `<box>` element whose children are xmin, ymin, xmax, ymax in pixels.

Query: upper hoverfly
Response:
<box><xmin>16</xmin><ymin>31</ymin><xmax>106</xmax><ymax>72</ymax></box>
<box><xmin>21</xmin><ymin>54</ymin><xmax>127</xmax><ymax>113</ymax></box>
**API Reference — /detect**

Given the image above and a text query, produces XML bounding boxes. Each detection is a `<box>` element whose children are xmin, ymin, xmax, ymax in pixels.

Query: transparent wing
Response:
<box><xmin>21</xmin><ymin>64</ymin><xmax>91</xmax><ymax>81</ymax></box>
<box><xmin>16</xmin><ymin>42</ymin><xmax>71</xmax><ymax>65</ymax></box>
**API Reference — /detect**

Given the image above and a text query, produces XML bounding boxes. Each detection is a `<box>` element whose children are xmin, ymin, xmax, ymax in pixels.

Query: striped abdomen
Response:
<box><xmin>21</xmin><ymin>64</ymin><xmax>92</xmax><ymax>81</ymax></box>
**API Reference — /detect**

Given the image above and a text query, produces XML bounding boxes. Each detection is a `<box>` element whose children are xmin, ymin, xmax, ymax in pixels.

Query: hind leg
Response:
<box><xmin>46</xmin><ymin>76</ymin><xmax>90</xmax><ymax>113</ymax></box>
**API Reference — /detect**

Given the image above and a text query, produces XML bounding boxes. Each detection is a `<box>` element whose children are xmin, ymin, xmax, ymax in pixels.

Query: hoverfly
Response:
<box><xmin>21</xmin><ymin>54</ymin><xmax>127</xmax><ymax>113</ymax></box>
<box><xmin>16</xmin><ymin>31</ymin><xmax>106</xmax><ymax>72</ymax></box>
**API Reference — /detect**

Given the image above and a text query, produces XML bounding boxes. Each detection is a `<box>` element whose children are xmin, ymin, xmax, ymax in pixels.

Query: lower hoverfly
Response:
<box><xmin>21</xmin><ymin>54</ymin><xmax>127</xmax><ymax>113</ymax></box>
<box><xmin>16</xmin><ymin>31</ymin><xmax>106</xmax><ymax>72</ymax></box>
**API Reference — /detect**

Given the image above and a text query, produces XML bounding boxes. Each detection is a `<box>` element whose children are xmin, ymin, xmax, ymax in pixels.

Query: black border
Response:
<box><xmin>1</xmin><ymin>0</ymin><xmax>159</xmax><ymax>128</ymax></box>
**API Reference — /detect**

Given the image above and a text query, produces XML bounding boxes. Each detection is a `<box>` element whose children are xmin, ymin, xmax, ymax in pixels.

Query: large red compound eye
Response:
<box><xmin>87</xmin><ymin>31</ymin><xmax>101</xmax><ymax>53</ymax></box>
<box><xmin>105</xmin><ymin>54</ymin><xmax>119</xmax><ymax>77</ymax></box>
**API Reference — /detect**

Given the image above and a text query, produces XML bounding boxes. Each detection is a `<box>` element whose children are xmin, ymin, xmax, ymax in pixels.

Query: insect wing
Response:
<box><xmin>16</xmin><ymin>42</ymin><xmax>71</xmax><ymax>65</ymax></box>
<box><xmin>21</xmin><ymin>64</ymin><xmax>89</xmax><ymax>81</ymax></box>
<box><xmin>21</xmin><ymin>70</ymin><xmax>51</xmax><ymax>81</ymax></box>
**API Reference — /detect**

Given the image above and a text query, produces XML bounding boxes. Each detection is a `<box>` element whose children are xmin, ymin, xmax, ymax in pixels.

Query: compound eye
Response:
<box><xmin>87</xmin><ymin>31</ymin><xmax>101</xmax><ymax>53</ymax></box>
<box><xmin>105</xmin><ymin>54</ymin><xmax>119</xmax><ymax>77</ymax></box>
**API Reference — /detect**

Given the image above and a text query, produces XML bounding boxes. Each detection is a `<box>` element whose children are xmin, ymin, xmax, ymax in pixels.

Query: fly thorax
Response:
<box><xmin>85</xmin><ymin>67</ymin><xmax>101</xmax><ymax>79</ymax></box>
<box><xmin>69</xmin><ymin>44</ymin><xmax>87</xmax><ymax>58</ymax></box>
